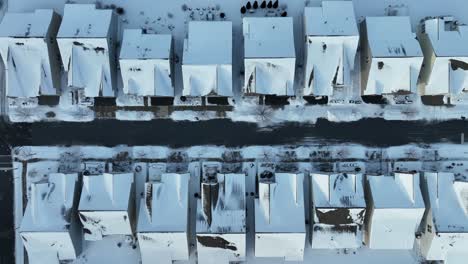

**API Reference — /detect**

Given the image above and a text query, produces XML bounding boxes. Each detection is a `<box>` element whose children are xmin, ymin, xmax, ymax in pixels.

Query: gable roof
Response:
<box><xmin>243</xmin><ymin>17</ymin><xmax>295</xmax><ymax>59</ymax></box>
<box><xmin>422</xmin><ymin>16</ymin><xmax>468</xmax><ymax>57</ymax></box>
<box><xmin>422</xmin><ymin>172</ymin><xmax>468</xmax><ymax>233</ymax></box>
<box><xmin>196</xmin><ymin>173</ymin><xmax>246</xmax><ymax>234</ymax></box>
<box><xmin>365</xmin><ymin>16</ymin><xmax>423</xmax><ymax>58</ymax></box>
<box><xmin>21</xmin><ymin>173</ymin><xmax>78</xmax><ymax>232</ymax></box>
<box><xmin>304</xmin><ymin>1</ymin><xmax>358</xmax><ymax>37</ymax></box>
<box><xmin>79</xmin><ymin>173</ymin><xmax>133</xmax><ymax>211</ymax></box>
<box><xmin>138</xmin><ymin>173</ymin><xmax>189</xmax><ymax>232</ymax></box>
<box><xmin>120</xmin><ymin>29</ymin><xmax>171</xmax><ymax>60</ymax></box>
<box><xmin>367</xmin><ymin>173</ymin><xmax>425</xmax><ymax>209</ymax></box>
<box><xmin>183</xmin><ymin>21</ymin><xmax>232</xmax><ymax>65</ymax></box>
<box><xmin>311</xmin><ymin>173</ymin><xmax>365</xmax><ymax>208</ymax></box>
<box><xmin>0</xmin><ymin>9</ymin><xmax>55</xmax><ymax>38</ymax></box>
<box><xmin>58</xmin><ymin>4</ymin><xmax>112</xmax><ymax>38</ymax></box>
<box><xmin>255</xmin><ymin>173</ymin><xmax>305</xmax><ymax>233</ymax></box>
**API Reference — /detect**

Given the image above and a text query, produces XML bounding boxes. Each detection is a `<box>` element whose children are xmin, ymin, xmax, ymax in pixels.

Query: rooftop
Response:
<box><xmin>365</xmin><ymin>16</ymin><xmax>423</xmax><ymax>58</ymax></box>
<box><xmin>0</xmin><ymin>9</ymin><xmax>55</xmax><ymax>38</ymax></box>
<box><xmin>311</xmin><ymin>173</ymin><xmax>365</xmax><ymax>208</ymax></box>
<box><xmin>243</xmin><ymin>17</ymin><xmax>295</xmax><ymax>59</ymax></box>
<box><xmin>120</xmin><ymin>29</ymin><xmax>171</xmax><ymax>60</ymax></box>
<box><xmin>422</xmin><ymin>16</ymin><xmax>468</xmax><ymax>57</ymax></box>
<box><xmin>367</xmin><ymin>173</ymin><xmax>425</xmax><ymax>209</ymax></box>
<box><xmin>422</xmin><ymin>172</ymin><xmax>468</xmax><ymax>233</ymax></box>
<box><xmin>196</xmin><ymin>173</ymin><xmax>246</xmax><ymax>234</ymax></box>
<box><xmin>255</xmin><ymin>173</ymin><xmax>305</xmax><ymax>233</ymax></box>
<box><xmin>58</xmin><ymin>4</ymin><xmax>113</xmax><ymax>38</ymax></box>
<box><xmin>79</xmin><ymin>173</ymin><xmax>133</xmax><ymax>212</ymax></box>
<box><xmin>138</xmin><ymin>173</ymin><xmax>189</xmax><ymax>232</ymax></box>
<box><xmin>304</xmin><ymin>1</ymin><xmax>358</xmax><ymax>37</ymax></box>
<box><xmin>183</xmin><ymin>21</ymin><xmax>232</xmax><ymax>65</ymax></box>
<box><xmin>21</xmin><ymin>173</ymin><xmax>78</xmax><ymax>232</ymax></box>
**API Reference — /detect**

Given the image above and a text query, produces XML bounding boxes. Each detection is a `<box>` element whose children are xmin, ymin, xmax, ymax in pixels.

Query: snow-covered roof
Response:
<box><xmin>367</xmin><ymin>173</ymin><xmax>425</xmax><ymax>208</ymax></box>
<box><xmin>255</xmin><ymin>173</ymin><xmax>305</xmax><ymax>233</ymax></box>
<box><xmin>311</xmin><ymin>173</ymin><xmax>365</xmax><ymax>208</ymax></box>
<box><xmin>303</xmin><ymin>2</ymin><xmax>359</xmax><ymax>96</ymax></box>
<box><xmin>79</xmin><ymin>173</ymin><xmax>133</xmax><ymax>211</ymax></box>
<box><xmin>243</xmin><ymin>17</ymin><xmax>295</xmax><ymax>59</ymax></box>
<box><xmin>304</xmin><ymin>1</ymin><xmax>358</xmax><ymax>37</ymax></box>
<box><xmin>21</xmin><ymin>173</ymin><xmax>79</xmax><ymax>232</ymax></box>
<box><xmin>0</xmin><ymin>9</ymin><xmax>55</xmax><ymax>38</ymax></box>
<box><xmin>421</xmin><ymin>172</ymin><xmax>468</xmax><ymax>233</ymax></box>
<box><xmin>0</xmin><ymin>10</ymin><xmax>60</xmax><ymax>98</ymax></box>
<box><xmin>365</xmin><ymin>16</ymin><xmax>423</xmax><ymax>58</ymax></box>
<box><xmin>422</xmin><ymin>16</ymin><xmax>468</xmax><ymax>57</ymax></box>
<box><xmin>120</xmin><ymin>29</ymin><xmax>171</xmax><ymax>60</ymax></box>
<box><xmin>196</xmin><ymin>173</ymin><xmax>246</xmax><ymax>234</ymax></box>
<box><xmin>120</xmin><ymin>29</ymin><xmax>173</xmax><ymax>96</ymax></box>
<box><xmin>57</xmin><ymin>4</ymin><xmax>113</xmax><ymax>38</ymax></box>
<box><xmin>183</xmin><ymin>21</ymin><xmax>232</xmax><ymax>65</ymax></box>
<box><xmin>138</xmin><ymin>173</ymin><xmax>189</xmax><ymax>232</ymax></box>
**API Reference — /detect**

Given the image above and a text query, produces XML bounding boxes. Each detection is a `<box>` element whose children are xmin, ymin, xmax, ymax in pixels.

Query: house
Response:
<box><xmin>119</xmin><ymin>29</ymin><xmax>174</xmax><ymax>97</ymax></box>
<box><xmin>57</xmin><ymin>4</ymin><xmax>117</xmax><ymax>98</ymax></box>
<box><xmin>418</xmin><ymin>16</ymin><xmax>468</xmax><ymax>95</ymax></box>
<box><xmin>420</xmin><ymin>172</ymin><xmax>468</xmax><ymax>261</ymax></box>
<box><xmin>0</xmin><ymin>9</ymin><xmax>61</xmax><ymax>98</ymax></box>
<box><xmin>366</xmin><ymin>173</ymin><xmax>425</xmax><ymax>249</ymax></box>
<box><xmin>78</xmin><ymin>173</ymin><xmax>134</xmax><ymax>240</ymax></box>
<box><xmin>310</xmin><ymin>173</ymin><xmax>366</xmax><ymax>248</ymax></box>
<box><xmin>182</xmin><ymin>21</ymin><xmax>232</xmax><ymax>97</ymax></box>
<box><xmin>303</xmin><ymin>1</ymin><xmax>359</xmax><ymax>96</ymax></box>
<box><xmin>196</xmin><ymin>173</ymin><xmax>246</xmax><ymax>263</ymax></box>
<box><xmin>255</xmin><ymin>173</ymin><xmax>305</xmax><ymax>261</ymax></box>
<box><xmin>361</xmin><ymin>16</ymin><xmax>423</xmax><ymax>95</ymax></box>
<box><xmin>137</xmin><ymin>173</ymin><xmax>190</xmax><ymax>264</ymax></box>
<box><xmin>20</xmin><ymin>173</ymin><xmax>81</xmax><ymax>264</ymax></box>
<box><xmin>243</xmin><ymin>17</ymin><xmax>296</xmax><ymax>96</ymax></box>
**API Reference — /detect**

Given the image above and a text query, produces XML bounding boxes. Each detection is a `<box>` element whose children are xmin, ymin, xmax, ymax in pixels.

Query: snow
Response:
<box><xmin>243</xmin><ymin>17</ymin><xmax>295</xmax><ymax>96</ymax></box>
<box><xmin>418</xmin><ymin>16</ymin><xmax>468</xmax><ymax>95</ymax></box>
<box><xmin>115</xmin><ymin>110</ymin><xmax>154</xmax><ymax>121</ymax></box>
<box><xmin>311</xmin><ymin>173</ymin><xmax>366</xmax><ymax>249</ymax></box>
<box><xmin>11</xmin><ymin>144</ymin><xmax>468</xmax><ymax>264</ymax></box>
<box><xmin>119</xmin><ymin>29</ymin><xmax>173</xmax><ymax>96</ymax></box>
<box><xmin>57</xmin><ymin>4</ymin><xmax>116</xmax><ymax>98</ymax></box>
<box><xmin>79</xmin><ymin>173</ymin><xmax>134</xmax><ymax>240</ymax></box>
<box><xmin>20</xmin><ymin>173</ymin><xmax>80</xmax><ymax>263</ymax></box>
<box><xmin>361</xmin><ymin>16</ymin><xmax>423</xmax><ymax>95</ymax></box>
<box><xmin>304</xmin><ymin>2</ymin><xmax>359</xmax><ymax>96</ymax></box>
<box><xmin>137</xmin><ymin>173</ymin><xmax>190</xmax><ymax>263</ymax></box>
<box><xmin>0</xmin><ymin>9</ymin><xmax>60</xmax><ymax>97</ymax></box>
<box><xmin>366</xmin><ymin>173</ymin><xmax>425</xmax><ymax>249</ymax></box>
<box><xmin>182</xmin><ymin>21</ymin><xmax>232</xmax><ymax>97</ymax></box>
<box><xmin>419</xmin><ymin>172</ymin><xmax>468</xmax><ymax>261</ymax></box>
<box><xmin>255</xmin><ymin>173</ymin><xmax>306</xmax><ymax>260</ymax></box>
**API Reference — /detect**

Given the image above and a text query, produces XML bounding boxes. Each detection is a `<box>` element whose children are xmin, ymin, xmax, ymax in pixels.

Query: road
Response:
<box><xmin>0</xmin><ymin>118</ymin><xmax>467</xmax><ymax>264</ymax></box>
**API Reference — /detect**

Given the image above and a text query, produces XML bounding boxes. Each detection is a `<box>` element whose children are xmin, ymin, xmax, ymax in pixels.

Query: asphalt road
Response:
<box><xmin>0</xmin><ymin>118</ymin><xmax>467</xmax><ymax>264</ymax></box>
